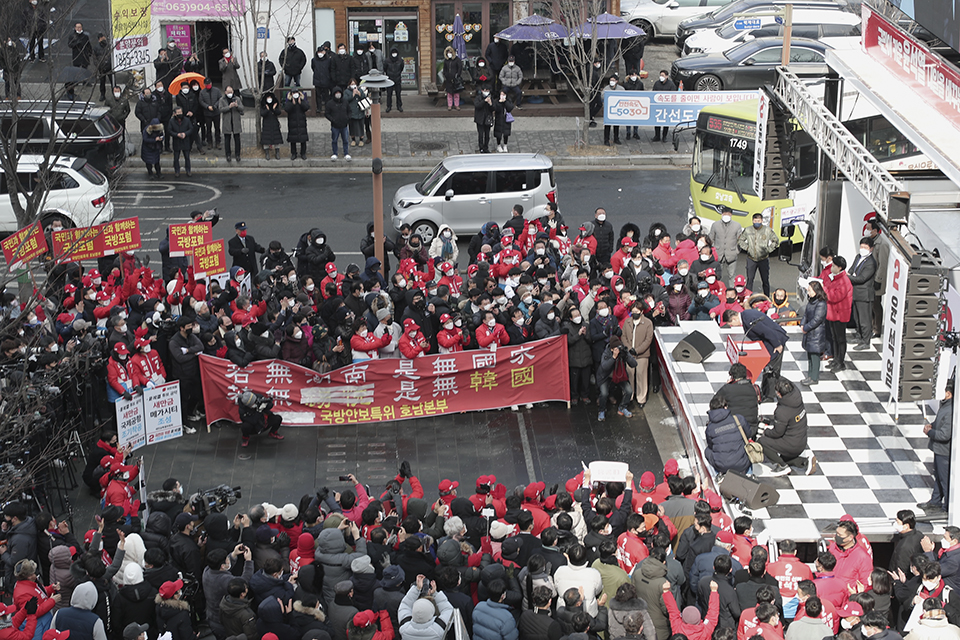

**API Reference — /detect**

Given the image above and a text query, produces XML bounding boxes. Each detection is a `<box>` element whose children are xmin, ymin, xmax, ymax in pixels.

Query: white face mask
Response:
<box><xmin>294</xmin><ymin>331</ymin><xmax>302</xmax><ymax>340</ymax></box>
<box><xmin>155</xmin><ymin>86</ymin><xmax>163</xmax><ymax>93</ymax></box>
<box><xmin>486</xmin><ymin>319</ymin><xmax>496</xmax><ymax>327</ymax></box>
<box><xmin>859</xmin><ymin>248</ymin><xmax>871</xmax><ymax>257</ymax></box>
<box><xmin>923</xmin><ymin>580</ymin><xmax>940</xmax><ymax>591</ymax></box>
<box><xmin>722</xmin><ymin>214</ymin><xmax>732</xmax><ymax>223</ymax></box>
<box><xmin>397</xmin><ymin>278</ymin><xmax>406</xmax><ymax>288</ymax></box>
<box><xmin>615</xmin><ymin>284</ymin><xmax>624</xmax><ymax>292</ymax></box>
<box><xmin>482</xmin><ymin>91</ymin><xmax>490</xmax><ymax>97</ymax></box>
<box><xmin>316</xmin><ymin>238</ymin><xmax>324</xmax><ymax>245</ymax></box>
<box><xmin>632</xmin><ymin>258</ymin><xmax>643</xmax><ymax>267</ymax></box>
<box><xmin>114</xmin><ymin>91</ymin><xmax>121</xmax><ymax>98</ymax></box>
<box><xmin>522</xmin><ymin>296</ymin><xmax>533</xmax><ymax>305</ymax></box>
<box><xmin>235</xmin><ymin>339</ymin><xmax>242</xmax><ymax>348</ymax></box>
<box><xmin>547</xmin><ymin>312</ymin><xmax>555</xmax><ymax>321</ymax></box>
<box><xmin>598</xmin><ymin>308</ymin><xmax>609</xmax><ymax>317</ymax></box>
<box><xmin>339</xmin><ymin>49</ymin><xmax>346</xmax><ymax>55</ymax></box>
<box><xmin>691</xmin><ymin>225</ymin><xmax>701</xmax><ymax>233</ymax></box>
<box><xmin>181</xmin><ymin>88</ymin><xmax>190</xmax><ymax>94</ymax></box>
<box><xmin>674</xmin><ymin>284</ymin><xmax>683</xmax><ymax>292</ymax></box>
<box><xmin>841</xmin><ymin>620</ymin><xmax>853</xmax><ymax>630</ymax></box>
<box><xmin>735</xmin><ymin>286</ymin><xmax>744</xmax><ymax>293</ymax></box>
<box><xmin>609</xmin><ymin>81</ymin><xmax>617</xmax><ymax>87</ymax></box>
<box><xmin>706</xmin><ymin>276</ymin><xmax>716</xmax><ymax>284</ymax></box>
<box><xmin>444</xmin><ymin>322</ymin><xmax>454</xmax><ymax>330</ymax></box>
<box><xmin>659</xmin><ymin>75</ymin><xmax>667</xmax><ymax>82</ymax></box>
<box><xmin>392</xmin><ymin>53</ymin><xmax>398</xmax><ymax>58</ymax></box>
<box><xmin>142</xmin><ymin>345</ymin><xmax>151</xmax><ymax>353</ymax></box>
<box><xmin>455</xmin><ymin>319</ymin><xmax>462</xmax><ymax>327</ymax></box>
<box><xmin>478</xmin><ymin>61</ymin><xmax>484</xmax><ymax>67</ymax></box>
<box><xmin>266</xmin><ymin>97</ymin><xmax>273</xmax><ymax>103</ymax></box>
<box><xmin>157</xmin><ymin>304</ymin><xmax>165</xmax><ymax>313</ymax></box>
<box><xmin>192</xmin><ymin>325</ymin><xmax>201</xmax><ymax>334</ymax></box>
<box><xmin>572</xmin><ymin>316</ymin><xmax>582</xmax><ymax>324</ymax></box>
<box><xmin>443</xmin><ymin>231</ymin><xmax>452</xmax><ymax>238</ymax></box>
<box><xmin>349</xmin><ymin>84</ymin><xmax>357</xmax><ymax>90</ymax></box>
<box><xmin>603</xmin><ymin>271</ymin><xmax>613</xmax><ymax>280</ymax></box>
<box><xmin>597</xmin><ymin>214</ymin><xmax>606</xmax><ymax>222</ymax></box>
<box><xmin>497</xmin><ymin>296</ymin><xmax>507</xmax><ymax>306</ymax></box>
<box><xmin>49</xmin><ymin>344</ymin><xmax>59</xmax><ymax>352</ymax></box>
<box><xmin>359</xmin><ymin>329</ymin><xmax>368</xmax><ymax>337</ymax></box>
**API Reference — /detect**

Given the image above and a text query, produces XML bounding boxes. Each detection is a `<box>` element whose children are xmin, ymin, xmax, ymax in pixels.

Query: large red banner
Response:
<box><xmin>50</xmin><ymin>217</ymin><xmax>141</xmax><ymax>262</ymax></box>
<box><xmin>100</xmin><ymin>217</ymin><xmax>141</xmax><ymax>255</ymax></box>
<box><xmin>199</xmin><ymin>336</ymin><xmax>570</xmax><ymax>426</ymax></box>
<box><xmin>169</xmin><ymin>221</ymin><xmax>212</xmax><ymax>256</ymax></box>
<box><xmin>192</xmin><ymin>239</ymin><xmax>227</xmax><ymax>278</ymax></box>
<box><xmin>2</xmin><ymin>223</ymin><xmax>48</xmax><ymax>271</ymax></box>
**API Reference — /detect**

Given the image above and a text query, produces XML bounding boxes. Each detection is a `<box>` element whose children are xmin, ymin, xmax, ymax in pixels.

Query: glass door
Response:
<box><xmin>383</xmin><ymin>17</ymin><xmax>419</xmax><ymax>89</ymax></box>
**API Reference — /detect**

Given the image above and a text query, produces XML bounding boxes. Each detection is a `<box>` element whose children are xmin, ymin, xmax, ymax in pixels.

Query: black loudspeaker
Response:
<box><xmin>720</xmin><ymin>470</ymin><xmax>780</xmax><ymax>510</ymax></box>
<box><xmin>672</xmin><ymin>331</ymin><xmax>716</xmax><ymax>364</ymax></box>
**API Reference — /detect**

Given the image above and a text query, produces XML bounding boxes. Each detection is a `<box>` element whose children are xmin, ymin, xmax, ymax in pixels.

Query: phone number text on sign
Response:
<box><xmin>152</xmin><ymin>0</ymin><xmax>245</xmax><ymax>17</ymax></box>
<box><xmin>114</xmin><ymin>41</ymin><xmax>151</xmax><ymax>71</ymax></box>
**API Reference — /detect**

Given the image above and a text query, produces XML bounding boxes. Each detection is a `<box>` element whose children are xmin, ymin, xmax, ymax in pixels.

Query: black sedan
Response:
<box><xmin>670</xmin><ymin>37</ymin><xmax>830</xmax><ymax>90</ymax></box>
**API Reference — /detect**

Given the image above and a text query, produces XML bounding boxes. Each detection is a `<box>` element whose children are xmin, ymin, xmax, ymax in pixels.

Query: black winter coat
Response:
<box><xmin>156</xmin><ymin>90</ymin><xmax>173</xmax><ymax>122</ymax></box>
<box><xmin>474</xmin><ymin>93</ymin><xmax>494</xmax><ymax>126</ymax></box>
<box><xmin>284</xmin><ymin>97</ymin><xmax>310</xmax><ymax>143</ymax></box>
<box><xmin>141</xmin><ymin>124</ymin><xmax>163</xmax><ymax>165</ymax></box>
<box><xmin>494</xmin><ymin>98</ymin><xmax>514</xmax><ymax>137</ymax></box>
<box><xmin>155</xmin><ymin>597</ymin><xmax>194</xmax><ymax>640</ymax></box>
<box><xmin>176</xmin><ymin>90</ymin><xmax>200</xmax><ymax>119</ymax></box>
<box><xmin>331</xmin><ymin>53</ymin><xmax>353</xmax><ymax>88</ymax></box>
<box><xmin>593</xmin><ymin>219</ymin><xmax>616</xmax><ymax>262</ymax></box>
<box><xmin>135</xmin><ymin>95</ymin><xmax>160</xmax><ymax>128</ymax></box>
<box><xmin>312</xmin><ymin>54</ymin><xmax>333</xmax><ymax>87</ymax></box>
<box><xmin>116</xmin><ymin>582</ymin><xmax>158</xmax><ymax>638</ymax></box>
<box><xmin>713</xmin><ymin>379</ymin><xmax>759</xmax><ymax>439</ymax></box>
<box><xmin>260</xmin><ymin>95</ymin><xmax>284</xmax><ymax>146</ymax></box>
<box><xmin>704</xmin><ymin>407</ymin><xmax>752</xmax><ymax>475</ymax></box>
<box><xmin>444</xmin><ymin>56</ymin><xmax>463</xmax><ymax>93</ymax></box>
<box><xmin>384</xmin><ymin>53</ymin><xmax>404</xmax><ymax>81</ymax></box>
<box><xmin>351</xmin><ymin>53</ymin><xmax>370</xmax><ymax>82</ymax></box>
<box><xmin>765</xmin><ymin>386</ymin><xmax>808</xmax><ymax>456</ymax></box>
<box><xmin>167</xmin><ymin>115</ymin><xmax>192</xmax><ymax>151</ymax></box>
<box><xmin>280</xmin><ymin>45</ymin><xmax>307</xmax><ymax>76</ymax></box>
<box><xmin>801</xmin><ymin>298</ymin><xmax>828</xmax><ymax>354</ymax></box>
<box><xmin>325</xmin><ymin>92</ymin><xmax>350</xmax><ymax>129</ymax></box>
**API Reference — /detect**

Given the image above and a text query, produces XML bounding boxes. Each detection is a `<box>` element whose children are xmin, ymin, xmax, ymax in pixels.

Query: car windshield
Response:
<box><xmin>725</xmin><ymin>40</ymin><xmax>758</xmax><ymax>59</ymax></box>
<box><xmin>417</xmin><ymin>163</ymin><xmax>449</xmax><ymax>196</ymax></box>
<box><xmin>709</xmin><ymin>0</ymin><xmax>752</xmax><ymax>22</ymax></box>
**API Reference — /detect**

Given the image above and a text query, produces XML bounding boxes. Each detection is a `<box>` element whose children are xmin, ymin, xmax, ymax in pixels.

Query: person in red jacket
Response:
<box><xmin>476</xmin><ymin>311</ymin><xmax>509</xmax><ymax>349</ymax></box>
<box><xmin>732</xmin><ymin>274</ymin><xmax>753</xmax><ymax>306</ymax></box>
<box><xmin>398</xmin><ymin>319</ymin><xmax>430</xmax><ymax>358</ymax></box>
<box><xmin>813</xmin><ymin>551</ymin><xmax>849</xmax><ymax>610</ymax></box>
<box><xmin>839</xmin><ymin>514</ymin><xmax>873</xmax><ymax>560</ymax></box>
<box><xmin>106</xmin><ymin>342</ymin><xmax>136</xmax><ymax>403</ymax></box>
<box><xmin>468</xmin><ymin>475</ymin><xmax>506</xmax><ymax>517</ymax></box>
<box><xmin>350</xmin><ymin>321</ymin><xmax>392</xmax><ymax>361</ymax></box>
<box><xmin>348</xmin><ymin>609</ymin><xmax>394</xmax><ymax>640</ymax></box>
<box><xmin>379</xmin><ymin>461</ymin><xmax>424</xmax><ymax>519</ymax></box>
<box><xmin>750</xmin><ymin>603</ymin><xmax>785</xmax><ymax>640</ymax></box>
<box><xmin>321</xmin><ymin>262</ymin><xmax>345</xmax><ymax>299</ymax></box>
<box><xmin>738</xmin><ymin>585</ymin><xmax>781</xmax><ymax>640</ymax></box>
<box><xmin>674</xmin><ymin>237</ymin><xmax>700</xmax><ymax>270</ymax></box>
<box><xmin>437</xmin><ymin>263</ymin><xmax>463</xmax><ymax>296</ymax></box>
<box><xmin>104</xmin><ymin>461</ymin><xmax>141</xmax><ymax>519</ymax></box>
<box><xmin>611</xmin><ymin>238</ymin><xmax>637</xmax><ymax>275</ymax></box>
<box><xmin>616</xmin><ymin>513</ymin><xmax>649</xmax><ymax>574</ymax></box>
<box><xmin>731</xmin><ymin>516</ymin><xmax>757</xmax><ymax>567</ymax></box>
<box><xmin>823</xmin><ymin>255</ymin><xmax>853</xmax><ymax>371</ymax></box>
<box><xmin>0</xmin><ymin>599</ymin><xmax>39</xmax><ymax>640</ymax></box>
<box><xmin>663</xmin><ymin>579</ymin><xmax>719</xmax><ymax>640</ymax></box>
<box><xmin>12</xmin><ymin>560</ymin><xmax>57</xmax><ymax>621</ymax></box>
<box><xmin>653</xmin><ymin>234</ymin><xmax>678</xmax><ymax>272</ymax></box>
<box><xmin>437</xmin><ymin>313</ymin><xmax>466</xmax><ymax>353</ymax></box>
<box><xmin>795</xmin><ymin>580</ymin><xmax>839</xmax><ymax>633</ymax></box>
<box><xmin>521</xmin><ymin>482</ymin><xmax>551</xmax><ymax>536</ymax></box>
<box><xmin>703</xmin><ymin>268</ymin><xmax>726</xmax><ymax>300</ymax></box>
<box><xmin>708</xmin><ymin>494</ymin><xmax>733</xmax><ymax>532</ymax></box>
<box><xmin>766</xmin><ymin>539</ymin><xmax>813</xmax><ymax>618</ymax></box>
<box><xmin>129</xmin><ymin>337</ymin><xmax>166</xmax><ymax>388</ymax></box>
<box><xmin>828</xmin><ymin>520</ymin><xmax>872</xmax><ymax>589</ymax></box>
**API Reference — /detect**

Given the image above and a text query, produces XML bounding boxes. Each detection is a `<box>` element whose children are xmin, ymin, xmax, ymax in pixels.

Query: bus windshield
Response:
<box><xmin>693</xmin><ymin>129</ymin><xmax>757</xmax><ymax>198</ymax></box>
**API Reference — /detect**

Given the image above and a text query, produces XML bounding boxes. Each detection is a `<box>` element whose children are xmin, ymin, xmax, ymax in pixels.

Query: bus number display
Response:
<box><xmin>729</xmin><ymin>138</ymin><xmax>749</xmax><ymax>150</ymax></box>
<box><xmin>706</xmin><ymin>116</ymin><xmax>756</xmax><ymax>138</ymax></box>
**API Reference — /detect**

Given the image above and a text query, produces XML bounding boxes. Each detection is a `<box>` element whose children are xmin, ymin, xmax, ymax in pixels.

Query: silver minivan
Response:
<box><xmin>392</xmin><ymin>154</ymin><xmax>557</xmax><ymax>243</ymax></box>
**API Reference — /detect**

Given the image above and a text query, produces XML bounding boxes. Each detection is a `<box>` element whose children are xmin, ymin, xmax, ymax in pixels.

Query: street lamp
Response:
<box><xmin>360</xmin><ymin>69</ymin><xmax>395</xmax><ymax>276</ymax></box>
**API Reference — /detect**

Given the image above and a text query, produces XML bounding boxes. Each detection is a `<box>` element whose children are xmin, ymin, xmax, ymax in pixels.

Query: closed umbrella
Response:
<box><xmin>452</xmin><ymin>14</ymin><xmax>467</xmax><ymax>61</ymax></box>
<box><xmin>495</xmin><ymin>14</ymin><xmax>570</xmax><ymax>76</ymax></box>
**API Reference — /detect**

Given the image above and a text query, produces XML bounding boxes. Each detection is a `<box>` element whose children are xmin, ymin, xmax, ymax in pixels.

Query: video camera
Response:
<box><xmin>188</xmin><ymin>484</ymin><xmax>242</xmax><ymax>519</ymax></box>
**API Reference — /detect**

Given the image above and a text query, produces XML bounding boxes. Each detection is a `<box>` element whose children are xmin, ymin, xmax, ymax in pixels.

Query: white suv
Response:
<box><xmin>622</xmin><ymin>0</ymin><xmax>736</xmax><ymax>41</ymax></box>
<box><xmin>0</xmin><ymin>155</ymin><xmax>114</xmax><ymax>233</ymax></box>
<box><xmin>682</xmin><ymin>9</ymin><xmax>860</xmax><ymax>55</ymax></box>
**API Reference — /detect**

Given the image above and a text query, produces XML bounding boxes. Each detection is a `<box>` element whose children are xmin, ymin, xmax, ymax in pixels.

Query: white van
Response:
<box><xmin>391</xmin><ymin>154</ymin><xmax>557</xmax><ymax>243</ymax></box>
<box><xmin>0</xmin><ymin>156</ymin><xmax>114</xmax><ymax>233</ymax></box>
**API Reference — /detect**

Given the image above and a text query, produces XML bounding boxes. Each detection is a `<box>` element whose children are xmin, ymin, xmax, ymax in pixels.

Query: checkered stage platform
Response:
<box><xmin>657</xmin><ymin>322</ymin><xmax>937</xmax><ymax>541</ymax></box>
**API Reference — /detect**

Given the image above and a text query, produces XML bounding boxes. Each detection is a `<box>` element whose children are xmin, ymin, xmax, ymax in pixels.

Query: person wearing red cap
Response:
<box><xmin>155</xmin><ymin>579</ymin><xmax>193</xmax><ymax>640</ymax></box>
<box><xmin>321</xmin><ymin>262</ymin><xmax>346</xmax><ymax>299</ymax></box>
<box><xmin>104</xmin><ymin>459</ymin><xmax>142</xmax><ymax>520</ymax></box>
<box><xmin>398</xmin><ymin>319</ymin><xmax>430</xmax><ymax>358</ymax></box>
<box><xmin>521</xmin><ymin>482</ymin><xmax>551</xmax><ymax>536</ymax></box>
<box><xmin>106</xmin><ymin>342</ymin><xmax>137</xmax><ymax>404</ymax></box>
<box><xmin>350</xmin><ymin>321</ymin><xmax>393</xmax><ymax>362</ymax></box>
<box><xmin>707</xmin><ymin>494</ymin><xmax>733</xmax><ymax>533</ymax></box>
<box><xmin>731</xmin><ymin>275</ymin><xmax>753</xmax><ymax>306</ymax></box>
<box><xmin>663</xmin><ymin>579</ymin><xmax>720</xmax><ymax>640</ymax></box>
<box><xmin>469</xmin><ymin>476</ymin><xmax>506</xmax><ymax>518</ymax></box>
<box><xmin>348</xmin><ymin>609</ymin><xmax>394</xmax><ymax>640</ymax></box>
<box><xmin>0</xmin><ymin>599</ymin><xmax>38</xmax><ymax>640</ymax></box>
<box><xmin>438</xmin><ymin>479</ymin><xmax>459</xmax><ymax>507</ymax></box>
<box><xmin>476</xmin><ymin>311</ymin><xmax>509</xmax><ymax>350</ymax></box>
<box><xmin>611</xmin><ymin>238</ymin><xmax>637</xmax><ymax>275</ymax></box>
<box><xmin>437</xmin><ymin>314</ymin><xmax>468</xmax><ymax>353</ymax></box>
<box><xmin>378</xmin><ymin>461</ymin><xmax>423</xmax><ymax>519</ymax></box>
<box><xmin>437</xmin><ymin>262</ymin><xmax>463</xmax><ymax>297</ymax></box>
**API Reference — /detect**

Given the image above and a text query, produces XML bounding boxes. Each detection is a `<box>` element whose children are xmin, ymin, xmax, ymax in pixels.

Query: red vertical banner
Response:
<box><xmin>192</xmin><ymin>239</ymin><xmax>227</xmax><ymax>278</ymax></box>
<box><xmin>199</xmin><ymin>336</ymin><xmax>571</xmax><ymax>426</ymax></box>
<box><xmin>100</xmin><ymin>217</ymin><xmax>141</xmax><ymax>255</ymax></box>
<box><xmin>1</xmin><ymin>223</ymin><xmax>48</xmax><ymax>271</ymax></box>
<box><xmin>169</xmin><ymin>221</ymin><xmax>212</xmax><ymax>257</ymax></box>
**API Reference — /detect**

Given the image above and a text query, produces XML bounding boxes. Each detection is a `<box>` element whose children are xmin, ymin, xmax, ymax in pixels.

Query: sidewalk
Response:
<box><xmin>120</xmin><ymin>102</ymin><xmax>694</xmax><ymax>171</ymax></box>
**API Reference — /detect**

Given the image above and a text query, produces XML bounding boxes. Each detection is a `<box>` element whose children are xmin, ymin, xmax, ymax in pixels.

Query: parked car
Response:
<box><xmin>621</xmin><ymin>0</ymin><xmax>736</xmax><ymax>43</ymax></box>
<box><xmin>392</xmin><ymin>154</ymin><xmax>557</xmax><ymax>243</ymax></box>
<box><xmin>682</xmin><ymin>10</ymin><xmax>860</xmax><ymax>55</ymax></box>
<box><xmin>674</xmin><ymin>0</ymin><xmax>854</xmax><ymax>48</ymax></box>
<box><xmin>0</xmin><ymin>102</ymin><xmax>126</xmax><ymax>176</ymax></box>
<box><xmin>670</xmin><ymin>36</ymin><xmax>831</xmax><ymax>90</ymax></box>
<box><xmin>0</xmin><ymin>155</ymin><xmax>114</xmax><ymax>234</ymax></box>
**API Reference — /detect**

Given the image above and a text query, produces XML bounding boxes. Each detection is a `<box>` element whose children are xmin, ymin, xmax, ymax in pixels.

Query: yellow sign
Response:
<box><xmin>111</xmin><ymin>0</ymin><xmax>151</xmax><ymax>70</ymax></box>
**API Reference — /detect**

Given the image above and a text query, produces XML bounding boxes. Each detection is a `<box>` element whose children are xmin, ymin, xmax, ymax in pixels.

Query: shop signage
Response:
<box><xmin>164</xmin><ymin>24</ymin><xmax>192</xmax><ymax>55</ymax></box>
<box><xmin>112</xmin><ymin>0</ymin><xmax>151</xmax><ymax>70</ymax></box>
<box><xmin>603</xmin><ymin>90</ymin><xmax>758</xmax><ymax>126</ymax></box>
<box><xmin>861</xmin><ymin>4</ymin><xmax>960</xmax><ymax>134</ymax></box>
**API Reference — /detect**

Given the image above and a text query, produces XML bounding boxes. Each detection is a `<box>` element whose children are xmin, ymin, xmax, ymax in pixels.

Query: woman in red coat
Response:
<box><xmin>349</xmin><ymin>321</ymin><xmax>391</xmax><ymax>362</ymax></box>
<box><xmin>12</xmin><ymin>559</ymin><xmax>57</xmax><ymax>638</ymax></box>
<box><xmin>398</xmin><ymin>319</ymin><xmax>429</xmax><ymax>358</ymax></box>
<box><xmin>823</xmin><ymin>255</ymin><xmax>853</xmax><ymax>371</ymax></box>
<box><xmin>437</xmin><ymin>313</ymin><xmax>466</xmax><ymax>353</ymax></box>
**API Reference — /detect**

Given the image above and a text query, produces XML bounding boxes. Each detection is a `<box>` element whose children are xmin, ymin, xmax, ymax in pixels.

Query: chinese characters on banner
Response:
<box><xmin>192</xmin><ymin>239</ymin><xmax>227</xmax><ymax>278</ymax></box>
<box><xmin>50</xmin><ymin>218</ymin><xmax>141</xmax><ymax>263</ymax></box>
<box><xmin>603</xmin><ymin>90</ymin><xmax>759</xmax><ymax>126</ymax></box>
<box><xmin>1</xmin><ymin>223</ymin><xmax>48</xmax><ymax>272</ymax></box>
<box><xmin>116</xmin><ymin>393</ymin><xmax>146</xmax><ymax>450</ymax></box>
<box><xmin>111</xmin><ymin>0</ymin><xmax>151</xmax><ymax>70</ymax></box>
<box><xmin>199</xmin><ymin>336</ymin><xmax>570</xmax><ymax>426</ymax></box>
<box><xmin>169</xmin><ymin>221</ymin><xmax>212</xmax><ymax>256</ymax></box>
<box><xmin>144</xmin><ymin>382</ymin><xmax>184</xmax><ymax>445</ymax></box>
<box><xmin>115</xmin><ymin>382</ymin><xmax>184</xmax><ymax>451</ymax></box>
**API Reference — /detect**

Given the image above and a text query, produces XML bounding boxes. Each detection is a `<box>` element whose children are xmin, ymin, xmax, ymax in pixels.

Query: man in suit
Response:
<box><xmin>723</xmin><ymin>308</ymin><xmax>788</xmax><ymax>402</ymax></box>
<box><xmin>228</xmin><ymin>221</ymin><xmax>265</xmax><ymax>277</ymax></box>
<box><xmin>847</xmin><ymin>237</ymin><xmax>878</xmax><ymax>351</ymax></box>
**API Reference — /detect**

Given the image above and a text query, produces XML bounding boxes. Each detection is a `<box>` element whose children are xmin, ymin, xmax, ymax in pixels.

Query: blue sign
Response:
<box><xmin>734</xmin><ymin>18</ymin><xmax>762</xmax><ymax>30</ymax></box>
<box><xmin>256</xmin><ymin>27</ymin><xmax>270</xmax><ymax>39</ymax></box>
<box><xmin>603</xmin><ymin>90</ymin><xmax>760</xmax><ymax>126</ymax></box>
<box><xmin>775</xmin><ymin>15</ymin><xmax>784</xmax><ymax>24</ymax></box>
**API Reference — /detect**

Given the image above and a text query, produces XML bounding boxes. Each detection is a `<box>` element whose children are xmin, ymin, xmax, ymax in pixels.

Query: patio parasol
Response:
<box><xmin>495</xmin><ymin>15</ymin><xmax>570</xmax><ymax>76</ymax></box>
<box><xmin>452</xmin><ymin>14</ymin><xmax>467</xmax><ymax>61</ymax></box>
<box><xmin>168</xmin><ymin>72</ymin><xmax>206</xmax><ymax>95</ymax></box>
<box><xmin>574</xmin><ymin>12</ymin><xmax>645</xmax><ymax>40</ymax></box>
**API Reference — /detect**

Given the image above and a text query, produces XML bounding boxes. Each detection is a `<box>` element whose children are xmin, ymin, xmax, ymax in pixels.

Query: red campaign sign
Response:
<box><xmin>169</xmin><ymin>221</ymin><xmax>212</xmax><ymax>257</ymax></box>
<box><xmin>861</xmin><ymin>5</ymin><xmax>960</xmax><ymax>133</ymax></box>
<box><xmin>52</xmin><ymin>226</ymin><xmax>102</xmax><ymax>262</ymax></box>
<box><xmin>199</xmin><ymin>336</ymin><xmax>571</xmax><ymax>426</ymax></box>
<box><xmin>192</xmin><ymin>238</ymin><xmax>226</xmax><ymax>278</ymax></box>
<box><xmin>1</xmin><ymin>223</ymin><xmax>48</xmax><ymax>271</ymax></box>
<box><xmin>100</xmin><ymin>217</ymin><xmax>141</xmax><ymax>255</ymax></box>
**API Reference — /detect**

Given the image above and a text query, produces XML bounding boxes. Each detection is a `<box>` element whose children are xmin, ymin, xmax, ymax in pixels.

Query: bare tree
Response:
<box><xmin>222</xmin><ymin>0</ymin><xmax>310</xmax><ymax>144</ymax></box>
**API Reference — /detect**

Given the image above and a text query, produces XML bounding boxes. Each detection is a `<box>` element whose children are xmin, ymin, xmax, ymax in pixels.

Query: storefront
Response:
<box><xmin>348</xmin><ymin>9</ymin><xmax>419</xmax><ymax>90</ymax></box>
<box><xmin>432</xmin><ymin>0</ymin><xmax>512</xmax><ymax>84</ymax></box>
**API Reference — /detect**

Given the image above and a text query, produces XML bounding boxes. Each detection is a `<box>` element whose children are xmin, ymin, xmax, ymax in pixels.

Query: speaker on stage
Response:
<box><xmin>672</xmin><ymin>331</ymin><xmax>716</xmax><ymax>364</ymax></box>
<box><xmin>720</xmin><ymin>471</ymin><xmax>780</xmax><ymax>510</ymax></box>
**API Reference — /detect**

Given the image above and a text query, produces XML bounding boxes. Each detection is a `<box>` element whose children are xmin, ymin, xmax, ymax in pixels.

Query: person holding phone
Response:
<box><xmin>284</xmin><ymin>89</ymin><xmax>310</xmax><ymax>160</ymax></box>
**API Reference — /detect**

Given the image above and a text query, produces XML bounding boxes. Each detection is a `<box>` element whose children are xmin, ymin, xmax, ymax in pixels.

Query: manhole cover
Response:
<box><xmin>411</xmin><ymin>141</ymin><xmax>447</xmax><ymax>151</ymax></box>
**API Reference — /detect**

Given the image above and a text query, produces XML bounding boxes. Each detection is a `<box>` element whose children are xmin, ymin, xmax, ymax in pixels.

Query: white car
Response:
<box><xmin>682</xmin><ymin>9</ymin><xmax>860</xmax><ymax>55</ymax></box>
<box><xmin>0</xmin><ymin>155</ymin><xmax>114</xmax><ymax>233</ymax></box>
<box><xmin>622</xmin><ymin>0</ymin><xmax>736</xmax><ymax>42</ymax></box>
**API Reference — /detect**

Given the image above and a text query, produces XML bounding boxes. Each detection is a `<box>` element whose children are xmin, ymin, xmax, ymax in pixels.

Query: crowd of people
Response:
<box><xmin>1</xmin><ymin>452</ymin><xmax>958</xmax><ymax>640</ymax></box>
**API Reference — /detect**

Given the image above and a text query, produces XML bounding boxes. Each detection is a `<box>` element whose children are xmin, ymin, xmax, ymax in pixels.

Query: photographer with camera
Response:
<box><xmin>202</xmin><ymin>543</ymin><xmax>253</xmax><ymax>638</ymax></box>
<box><xmin>237</xmin><ymin>390</ymin><xmax>284</xmax><ymax>448</ymax></box>
<box><xmin>398</xmin><ymin>574</ymin><xmax>454</xmax><ymax>640</ymax></box>
<box><xmin>596</xmin><ymin>336</ymin><xmax>638</xmax><ymax>422</ymax></box>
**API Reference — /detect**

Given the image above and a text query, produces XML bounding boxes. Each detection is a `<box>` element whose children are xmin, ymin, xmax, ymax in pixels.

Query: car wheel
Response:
<box><xmin>413</xmin><ymin>221</ymin><xmax>438</xmax><ymax>244</ymax></box>
<box><xmin>694</xmin><ymin>74</ymin><xmax>723</xmax><ymax>91</ymax></box>
<box><xmin>632</xmin><ymin>19</ymin><xmax>654</xmax><ymax>44</ymax></box>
